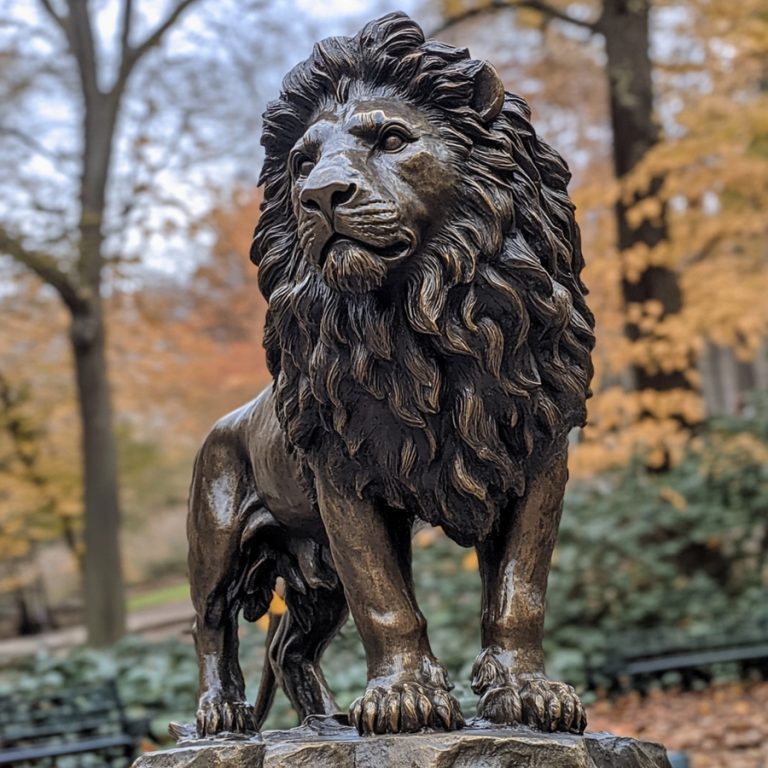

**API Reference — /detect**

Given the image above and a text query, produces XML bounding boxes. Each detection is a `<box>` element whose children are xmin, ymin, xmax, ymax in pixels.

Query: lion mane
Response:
<box><xmin>251</xmin><ymin>13</ymin><xmax>595</xmax><ymax>546</ymax></box>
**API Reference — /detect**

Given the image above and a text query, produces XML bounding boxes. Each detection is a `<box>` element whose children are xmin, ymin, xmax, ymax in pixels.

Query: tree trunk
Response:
<box><xmin>70</xmin><ymin>300</ymin><xmax>126</xmax><ymax>646</ymax></box>
<box><xmin>601</xmin><ymin>0</ymin><xmax>693</xmax><ymax>398</ymax></box>
<box><xmin>72</xmin><ymin>18</ymin><xmax>126</xmax><ymax>643</ymax></box>
<box><xmin>3</xmin><ymin>0</ymin><xmax>198</xmax><ymax>647</ymax></box>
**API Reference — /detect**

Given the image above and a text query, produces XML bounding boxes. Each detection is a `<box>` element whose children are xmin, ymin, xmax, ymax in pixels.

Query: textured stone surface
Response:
<box><xmin>132</xmin><ymin>740</ymin><xmax>265</xmax><ymax>768</ymax></box>
<box><xmin>133</xmin><ymin>719</ymin><xmax>672</xmax><ymax>767</ymax></box>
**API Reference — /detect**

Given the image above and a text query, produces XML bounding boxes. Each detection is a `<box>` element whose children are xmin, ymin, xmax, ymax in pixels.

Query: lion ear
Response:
<box><xmin>470</xmin><ymin>60</ymin><xmax>505</xmax><ymax>123</ymax></box>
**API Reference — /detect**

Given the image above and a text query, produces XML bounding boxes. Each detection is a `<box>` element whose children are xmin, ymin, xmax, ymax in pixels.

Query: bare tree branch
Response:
<box><xmin>430</xmin><ymin>0</ymin><xmax>600</xmax><ymax>37</ymax></box>
<box><xmin>118</xmin><ymin>0</ymin><xmax>198</xmax><ymax>90</ymax></box>
<box><xmin>64</xmin><ymin>0</ymin><xmax>101</xmax><ymax>102</ymax></box>
<box><xmin>37</xmin><ymin>0</ymin><xmax>68</xmax><ymax>36</ymax></box>
<box><xmin>0</xmin><ymin>227</ymin><xmax>86</xmax><ymax>312</ymax></box>
<box><xmin>0</xmin><ymin>124</ymin><xmax>75</xmax><ymax>163</ymax></box>
<box><xmin>521</xmin><ymin>0</ymin><xmax>599</xmax><ymax>30</ymax></box>
<box><xmin>119</xmin><ymin>0</ymin><xmax>134</xmax><ymax>60</ymax></box>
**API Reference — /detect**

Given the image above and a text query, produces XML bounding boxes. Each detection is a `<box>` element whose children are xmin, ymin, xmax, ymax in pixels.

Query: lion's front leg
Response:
<box><xmin>473</xmin><ymin>447</ymin><xmax>587</xmax><ymax>734</ymax></box>
<box><xmin>315</xmin><ymin>476</ymin><xmax>464</xmax><ymax>735</ymax></box>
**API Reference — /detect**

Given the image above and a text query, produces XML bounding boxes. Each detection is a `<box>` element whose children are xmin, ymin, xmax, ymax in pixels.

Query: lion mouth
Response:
<box><xmin>320</xmin><ymin>234</ymin><xmax>411</xmax><ymax>265</ymax></box>
<box><xmin>319</xmin><ymin>234</ymin><xmax>413</xmax><ymax>294</ymax></box>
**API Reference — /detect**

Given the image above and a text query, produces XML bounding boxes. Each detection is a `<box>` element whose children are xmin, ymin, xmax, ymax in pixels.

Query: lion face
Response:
<box><xmin>290</xmin><ymin>98</ymin><xmax>461</xmax><ymax>294</ymax></box>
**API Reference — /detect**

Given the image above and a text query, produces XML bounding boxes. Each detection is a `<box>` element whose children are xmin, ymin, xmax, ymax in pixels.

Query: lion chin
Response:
<box><xmin>321</xmin><ymin>238</ymin><xmax>388</xmax><ymax>294</ymax></box>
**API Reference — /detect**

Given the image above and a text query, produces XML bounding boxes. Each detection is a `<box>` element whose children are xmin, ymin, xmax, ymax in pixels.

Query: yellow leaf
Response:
<box><xmin>269</xmin><ymin>592</ymin><xmax>287</xmax><ymax>615</ymax></box>
<box><xmin>462</xmin><ymin>551</ymin><xmax>478</xmax><ymax>572</ymax></box>
<box><xmin>659</xmin><ymin>486</ymin><xmax>687</xmax><ymax>511</ymax></box>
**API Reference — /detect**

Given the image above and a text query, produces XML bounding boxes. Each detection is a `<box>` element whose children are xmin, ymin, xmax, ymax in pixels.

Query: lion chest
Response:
<box><xmin>294</xmin><ymin>375</ymin><xmax>526</xmax><ymax>546</ymax></box>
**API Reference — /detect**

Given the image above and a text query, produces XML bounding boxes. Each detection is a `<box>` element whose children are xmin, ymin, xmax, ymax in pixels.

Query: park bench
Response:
<box><xmin>0</xmin><ymin>680</ymin><xmax>150</xmax><ymax>767</ymax></box>
<box><xmin>586</xmin><ymin>620</ymin><xmax>768</xmax><ymax>694</ymax></box>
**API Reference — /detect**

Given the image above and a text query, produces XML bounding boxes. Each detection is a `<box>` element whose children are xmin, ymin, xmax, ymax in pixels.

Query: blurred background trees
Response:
<box><xmin>0</xmin><ymin>0</ymin><xmax>305</xmax><ymax>645</ymax></box>
<box><xmin>1</xmin><ymin>0</ymin><xmax>207</xmax><ymax>649</ymax></box>
<box><xmin>438</xmin><ymin>0</ymin><xmax>768</xmax><ymax>466</ymax></box>
<box><xmin>0</xmin><ymin>0</ymin><xmax>766</xmax><ymax>761</ymax></box>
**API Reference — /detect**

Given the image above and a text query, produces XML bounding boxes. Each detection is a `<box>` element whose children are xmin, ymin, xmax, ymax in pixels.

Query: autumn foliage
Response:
<box><xmin>588</xmin><ymin>683</ymin><xmax>768</xmax><ymax>768</ymax></box>
<box><xmin>0</xmin><ymin>190</ymin><xmax>269</xmax><ymax>605</ymax></box>
<box><xmin>558</xmin><ymin>0</ymin><xmax>768</xmax><ymax>472</ymax></box>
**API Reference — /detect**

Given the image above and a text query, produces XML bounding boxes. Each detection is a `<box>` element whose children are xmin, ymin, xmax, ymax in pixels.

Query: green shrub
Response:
<box><xmin>547</xmin><ymin>395</ymin><xmax>768</xmax><ymax>682</ymax></box>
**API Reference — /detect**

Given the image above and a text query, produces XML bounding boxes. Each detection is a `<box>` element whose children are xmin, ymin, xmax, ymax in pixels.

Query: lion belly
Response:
<box><xmin>244</xmin><ymin>385</ymin><xmax>324</xmax><ymax>539</ymax></box>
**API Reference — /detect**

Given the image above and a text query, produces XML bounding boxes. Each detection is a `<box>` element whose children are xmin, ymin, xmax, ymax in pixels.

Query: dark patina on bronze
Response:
<box><xmin>186</xmin><ymin>12</ymin><xmax>595</xmax><ymax>740</ymax></box>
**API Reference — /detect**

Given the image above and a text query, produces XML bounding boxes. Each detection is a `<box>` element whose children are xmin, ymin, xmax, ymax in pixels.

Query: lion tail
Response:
<box><xmin>253</xmin><ymin>610</ymin><xmax>282</xmax><ymax>730</ymax></box>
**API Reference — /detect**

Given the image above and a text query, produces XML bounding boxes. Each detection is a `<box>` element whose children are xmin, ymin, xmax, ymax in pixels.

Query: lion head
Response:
<box><xmin>252</xmin><ymin>13</ymin><xmax>595</xmax><ymax>545</ymax></box>
<box><xmin>288</xmin><ymin>96</ymin><xmax>465</xmax><ymax>296</ymax></box>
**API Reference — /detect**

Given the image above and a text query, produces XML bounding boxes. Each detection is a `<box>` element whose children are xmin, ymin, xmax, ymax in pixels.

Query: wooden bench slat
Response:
<box><xmin>624</xmin><ymin>643</ymin><xmax>768</xmax><ymax>675</ymax></box>
<box><xmin>0</xmin><ymin>681</ymin><xmax>148</xmax><ymax>766</ymax></box>
<box><xmin>2</xmin><ymin>716</ymin><xmax>124</xmax><ymax>744</ymax></box>
<box><xmin>0</xmin><ymin>733</ymin><xmax>134</xmax><ymax>765</ymax></box>
<box><xmin>586</xmin><ymin>626</ymin><xmax>768</xmax><ymax>694</ymax></box>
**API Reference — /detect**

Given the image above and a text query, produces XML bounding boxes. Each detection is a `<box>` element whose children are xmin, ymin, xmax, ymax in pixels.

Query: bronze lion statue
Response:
<box><xmin>187</xmin><ymin>12</ymin><xmax>594</xmax><ymax>739</ymax></box>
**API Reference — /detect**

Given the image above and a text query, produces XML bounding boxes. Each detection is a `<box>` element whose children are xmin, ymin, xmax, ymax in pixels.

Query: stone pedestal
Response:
<box><xmin>133</xmin><ymin>719</ymin><xmax>671</xmax><ymax>768</ymax></box>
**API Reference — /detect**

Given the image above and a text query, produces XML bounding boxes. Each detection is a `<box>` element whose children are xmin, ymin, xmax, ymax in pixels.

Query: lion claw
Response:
<box><xmin>350</xmin><ymin>682</ymin><xmax>464</xmax><ymax>735</ymax></box>
<box><xmin>477</xmin><ymin>679</ymin><xmax>586</xmax><ymax>734</ymax></box>
<box><xmin>477</xmin><ymin>684</ymin><xmax>523</xmax><ymax>724</ymax></box>
<box><xmin>195</xmin><ymin>696</ymin><xmax>257</xmax><ymax>738</ymax></box>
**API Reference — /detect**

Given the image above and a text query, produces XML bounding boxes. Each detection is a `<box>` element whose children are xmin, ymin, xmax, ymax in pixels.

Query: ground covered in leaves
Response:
<box><xmin>587</xmin><ymin>682</ymin><xmax>768</xmax><ymax>768</ymax></box>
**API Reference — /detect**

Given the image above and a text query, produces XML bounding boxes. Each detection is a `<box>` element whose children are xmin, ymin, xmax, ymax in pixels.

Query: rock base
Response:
<box><xmin>133</xmin><ymin>718</ymin><xmax>671</xmax><ymax>768</ymax></box>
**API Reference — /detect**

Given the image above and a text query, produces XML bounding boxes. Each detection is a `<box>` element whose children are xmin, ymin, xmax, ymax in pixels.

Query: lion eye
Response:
<box><xmin>379</xmin><ymin>130</ymin><xmax>408</xmax><ymax>153</ymax></box>
<box><xmin>295</xmin><ymin>156</ymin><xmax>315</xmax><ymax>177</ymax></box>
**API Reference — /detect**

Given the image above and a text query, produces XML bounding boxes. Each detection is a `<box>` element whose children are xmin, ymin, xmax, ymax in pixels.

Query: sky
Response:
<box><xmin>297</xmin><ymin>0</ymin><xmax>386</xmax><ymax>20</ymax></box>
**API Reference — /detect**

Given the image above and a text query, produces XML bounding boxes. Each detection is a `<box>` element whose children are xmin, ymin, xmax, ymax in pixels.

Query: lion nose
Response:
<box><xmin>300</xmin><ymin>178</ymin><xmax>357</xmax><ymax>220</ymax></box>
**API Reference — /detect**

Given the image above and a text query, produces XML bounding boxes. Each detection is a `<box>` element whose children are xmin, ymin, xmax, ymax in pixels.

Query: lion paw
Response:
<box><xmin>196</xmin><ymin>694</ymin><xmax>257</xmax><ymax>737</ymax></box>
<box><xmin>477</xmin><ymin>679</ymin><xmax>586</xmax><ymax>734</ymax></box>
<box><xmin>350</xmin><ymin>681</ymin><xmax>465</xmax><ymax>735</ymax></box>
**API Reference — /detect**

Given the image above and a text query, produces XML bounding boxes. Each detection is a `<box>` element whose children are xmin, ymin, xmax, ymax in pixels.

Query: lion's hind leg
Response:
<box><xmin>242</xmin><ymin>520</ymin><xmax>348</xmax><ymax>726</ymax></box>
<box><xmin>188</xmin><ymin>420</ymin><xmax>258</xmax><ymax>737</ymax></box>
<box><xmin>267</xmin><ymin>581</ymin><xmax>348</xmax><ymax>723</ymax></box>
